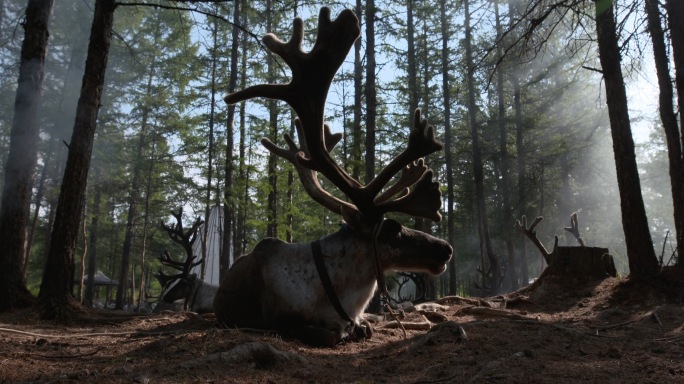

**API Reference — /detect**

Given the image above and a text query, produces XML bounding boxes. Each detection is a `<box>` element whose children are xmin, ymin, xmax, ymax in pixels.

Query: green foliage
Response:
<box><xmin>1</xmin><ymin>0</ymin><xmax>675</xmax><ymax>301</ymax></box>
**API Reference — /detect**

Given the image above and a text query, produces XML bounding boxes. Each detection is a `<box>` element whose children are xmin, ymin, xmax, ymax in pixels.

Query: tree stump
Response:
<box><xmin>546</xmin><ymin>246</ymin><xmax>617</xmax><ymax>278</ymax></box>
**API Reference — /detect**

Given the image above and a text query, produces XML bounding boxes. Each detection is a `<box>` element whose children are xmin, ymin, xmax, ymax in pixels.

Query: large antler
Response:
<box><xmin>157</xmin><ymin>208</ymin><xmax>204</xmax><ymax>282</ymax></box>
<box><xmin>226</xmin><ymin>8</ymin><xmax>443</xmax><ymax>229</ymax></box>
<box><xmin>514</xmin><ymin>216</ymin><xmax>555</xmax><ymax>264</ymax></box>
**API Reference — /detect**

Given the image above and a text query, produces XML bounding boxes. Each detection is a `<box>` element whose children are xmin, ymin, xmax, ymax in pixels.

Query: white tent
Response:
<box><xmin>190</xmin><ymin>205</ymin><xmax>231</xmax><ymax>285</ymax></box>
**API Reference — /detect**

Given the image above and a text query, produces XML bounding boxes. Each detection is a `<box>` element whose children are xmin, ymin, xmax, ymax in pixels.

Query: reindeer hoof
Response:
<box><xmin>347</xmin><ymin>319</ymin><xmax>373</xmax><ymax>341</ymax></box>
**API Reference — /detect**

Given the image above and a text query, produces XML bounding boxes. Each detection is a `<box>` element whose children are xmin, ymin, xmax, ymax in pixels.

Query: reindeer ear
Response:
<box><xmin>376</xmin><ymin>219</ymin><xmax>402</xmax><ymax>240</ymax></box>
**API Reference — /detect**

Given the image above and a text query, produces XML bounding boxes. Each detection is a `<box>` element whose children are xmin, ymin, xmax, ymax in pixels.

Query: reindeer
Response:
<box><xmin>156</xmin><ymin>209</ymin><xmax>218</xmax><ymax>314</ymax></box>
<box><xmin>213</xmin><ymin>8</ymin><xmax>453</xmax><ymax>347</ymax></box>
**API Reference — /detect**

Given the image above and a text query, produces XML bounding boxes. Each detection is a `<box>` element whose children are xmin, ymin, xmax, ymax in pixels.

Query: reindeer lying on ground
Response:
<box><xmin>159</xmin><ymin>272</ymin><xmax>218</xmax><ymax>314</ymax></box>
<box><xmin>156</xmin><ymin>209</ymin><xmax>218</xmax><ymax>314</ymax></box>
<box><xmin>213</xmin><ymin>7</ymin><xmax>452</xmax><ymax>347</ymax></box>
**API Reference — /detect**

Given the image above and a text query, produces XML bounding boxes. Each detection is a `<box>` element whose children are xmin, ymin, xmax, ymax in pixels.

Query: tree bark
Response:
<box><xmin>37</xmin><ymin>0</ymin><xmax>116</xmax><ymax>319</ymax></box>
<box><xmin>137</xmin><ymin>129</ymin><xmax>157</xmax><ymax>310</ymax></box>
<box><xmin>202</xmin><ymin>9</ymin><xmax>219</xmax><ymax>281</ymax></box>
<box><xmin>84</xmin><ymin>176</ymin><xmax>102</xmax><ymax>306</ymax></box>
<box><xmin>364</xmin><ymin>0</ymin><xmax>377</xmax><ymax>184</ymax></box>
<box><xmin>223</xmin><ymin>0</ymin><xmax>241</xmax><ymax>277</ymax></box>
<box><xmin>0</xmin><ymin>0</ymin><xmax>55</xmax><ymax>311</ymax></box>
<box><xmin>406</xmin><ymin>0</ymin><xmax>418</xmax><ymax>115</ymax></box>
<box><xmin>236</xmin><ymin>34</ymin><xmax>249</xmax><ymax>256</ymax></box>
<box><xmin>265</xmin><ymin>0</ymin><xmax>278</xmax><ymax>238</ymax></box>
<box><xmin>594</xmin><ymin>0</ymin><xmax>659</xmax><ymax>278</ymax></box>
<box><xmin>24</xmin><ymin>152</ymin><xmax>50</xmax><ymax>279</ymax></box>
<box><xmin>645</xmin><ymin>0</ymin><xmax>684</xmax><ymax>269</ymax></box>
<box><xmin>664</xmin><ymin>0</ymin><xmax>684</xmax><ymax>266</ymax></box>
<box><xmin>365</xmin><ymin>0</ymin><xmax>381</xmax><ymax>312</ymax></box>
<box><xmin>351</xmin><ymin>0</ymin><xmax>363</xmax><ymax>182</ymax></box>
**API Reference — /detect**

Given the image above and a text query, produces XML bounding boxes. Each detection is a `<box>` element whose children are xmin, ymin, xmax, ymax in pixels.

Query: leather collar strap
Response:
<box><xmin>311</xmin><ymin>240</ymin><xmax>353</xmax><ymax>324</ymax></box>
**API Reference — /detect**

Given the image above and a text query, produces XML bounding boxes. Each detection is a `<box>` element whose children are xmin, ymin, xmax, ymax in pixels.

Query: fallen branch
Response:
<box><xmin>385</xmin><ymin>303</ymin><xmax>408</xmax><ymax>339</ymax></box>
<box><xmin>31</xmin><ymin>348</ymin><xmax>103</xmax><ymax>359</ymax></box>
<box><xmin>418</xmin><ymin>310</ymin><xmax>448</xmax><ymax>323</ymax></box>
<box><xmin>0</xmin><ymin>327</ymin><xmax>204</xmax><ymax>339</ymax></box>
<box><xmin>454</xmin><ymin>306</ymin><xmax>531</xmax><ymax>320</ymax></box>
<box><xmin>435</xmin><ymin>296</ymin><xmax>494</xmax><ymax>307</ymax></box>
<box><xmin>654</xmin><ymin>333</ymin><xmax>684</xmax><ymax>342</ymax></box>
<box><xmin>381</xmin><ymin>321</ymin><xmax>432</xmax><ymax>331</ymax></box>
<box><xmin>595</xmin><ymin>320</ymin><xmax>636</xmax><ymax>332</ymax></box>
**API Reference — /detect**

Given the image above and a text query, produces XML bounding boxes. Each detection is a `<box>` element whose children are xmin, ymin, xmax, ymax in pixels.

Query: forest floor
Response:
<box><xmin>1</xmin><ymin>274</ymin><xmax>683</xmax><ymax>384</ymax></box>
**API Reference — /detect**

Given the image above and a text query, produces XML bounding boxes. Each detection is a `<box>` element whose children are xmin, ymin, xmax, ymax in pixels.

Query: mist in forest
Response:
<box><xmin>0</xmin><ymin>0</ymin><xmax>679</xmax><ymax>305</ymax></box>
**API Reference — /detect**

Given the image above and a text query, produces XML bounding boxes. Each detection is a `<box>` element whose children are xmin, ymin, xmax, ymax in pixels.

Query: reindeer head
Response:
<box><xmin>226</xmin><ymin>8</ymin><xmax>451</xmax><ymax>273</ymax></box>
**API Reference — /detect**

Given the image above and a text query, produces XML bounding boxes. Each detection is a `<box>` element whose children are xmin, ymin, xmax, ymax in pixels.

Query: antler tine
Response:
<box><xmin>160</xmin><ymin>208</ymin><xmax>204</xmax><ymax>279</ymax></box>
<box><xmin>158</xmin><ymin>250</ymin><xmax>186</xmax><ymax>270</ymax></box>
<box><xmin>261</xmin><ymin>119</ymin><xmax>361</xmax><ymax>222</ymax></box>
<box><xmin>358</xmin><ymin>109</ymin><xmax>443</xmax><ymax>222</ymax></box>
<box><xmin>154</xmin><ymin>269</ymin><xmax>182</xmax><ymax>288</ymax></box>
<box><xmin>225</xmin><ymin>9</ymin><xmax>445</xmax><ymax>228</ymax></box>
<box><xmin>374</xmin><ymin>159</ymin><xmax>428</xmax><ymax>204</ymax></box>
<box><xmin>225</xmin><ymin>8</ymin><xmax>362</xmax><ymax>200</ymax></box>
<box><xmin>376</xmin><ymin>169</ymin><xmax>443</xmax><ymax>221</ymax></box>
<box><xmin>514</xmin><ymin>215</ymin><xmax>552</xmax><ymax>263</ymax></box>
<box><xmin>187</xmin><ymin>216</ymin><xmax>204</xmax><ymax>246</ymax></box>
<box><xmin>366</xmin><ymin>109</ymin><xmax>443</xmax><ymax>198</ymax></box>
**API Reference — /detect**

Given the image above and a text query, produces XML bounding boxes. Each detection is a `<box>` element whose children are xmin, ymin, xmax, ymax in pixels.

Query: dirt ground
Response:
<box><xmin>1</xmin><ymin>275</ymin><xmax>683</xmax><ymax>384</ymax></box>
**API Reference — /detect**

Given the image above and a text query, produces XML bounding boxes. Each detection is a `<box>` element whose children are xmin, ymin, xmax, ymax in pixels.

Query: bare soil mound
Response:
<box><xmin>1</xmin><ymin>276</ymin><xmax>683</xmax><ymax>383</ymax></box>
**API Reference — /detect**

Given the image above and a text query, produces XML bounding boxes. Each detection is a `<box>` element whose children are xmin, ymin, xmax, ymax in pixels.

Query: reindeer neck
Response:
<box><xmin>316</xmin><ymin>227</ymin><xmax>375</xmax><ymax>264</ymax></box>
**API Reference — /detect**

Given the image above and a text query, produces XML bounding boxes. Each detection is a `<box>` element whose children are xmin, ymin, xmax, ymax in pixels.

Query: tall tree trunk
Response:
<box><xmin>495</xmin><ymin>0</ymin><xmax>516</xmax><ymax>291</ymax></box>
<box><xmin>84</xmin><ymin>175</ymin><xmax>102</xmax><ymax>306</ymax></box>
<box><xmin>222</xmin><ymin>0</ymin><xmax>241</xmax><ymax>278</ymax></box>
<box><xmin>285</xmin><ymin>3</ymin><xmax>298</xmax><ymax>243</ymax></box>
<box><xmin>509</xmin><ymin>0</ymin><xmax>529</xmax><ymax>286</ymax></box>
<box><xmin>352</xmin><ymin>0</ymin><xmax>363</xmax><ymax>181</ymax></box>
<box><xmin>116</xmin><ymin>64</ymin><xmax>155</xmax><ymax>310</ymax></box>
<box><xmin>364</xmin><ymin>0</ymin><xmax>377</xmax><ymax>184</ymax></box>
<box><xmin>202</xmin><ymin>12</ymin><xmax>218</xmax><ymax>281</ymax></box>
<box><xmin>236</xmin><ymin>34</ymin><xmax>248</xmax><ymax>257</ymax></box>
<box><xmin>37</xmin><ymin>0</ymin><xmax>116</xmax><ymax>319</ymax></box>
<box><xmin>78</xmin><ymin>191</ymin><xmax>88</xmax><ymax>303</ymax></box>
<box><xmin>406</xmin><ymin>0</ymin><xmax>418</xmax><ymax>115</ymax></box>
<box><xmin>664</xmin><ymin>0</ymin><xmax>684</xmax><ymax>266</ymax></box>
<box><xmin>439</xmin><ymin>0</ymin><xmax>457</xmax><ymax>295</ymax></box>
<box><xmin>465</xmin><ymin>0</ymin><xmax>500</xmax><ymax>293</ymax></box>
<box><xmin>594</xmin><ymin>0</ymin><xmax>659</xmax><ymax>278</ymax></box>
<box><xmin>137</xmin><ymin>129</ymin><xmax>157</xmax><ymax>310</ymax></box>
<box><xmin>365</xmin><ymin>0</ymin><xmax>381</xmax><ymax>312</ymax></box>
<box><xmin>645</xmin><ymin>0</ymin><xmax>683</xmax><ymax>268</ymax></box>
<box><xmin>665</xmin><ymin>0</ymin><xmax>684</xmax><ymax>136</ymax></box>
<box><xmin>24</xmin><ymin>153</ymin><xmax>50</xmax><ymax>279</ymax></box>
<box><xmin>0</xmin><ymin>0</ymin><xmax>55</xmax><ymax>311</ymax></box>
<box><xmin>265</xmin><ymin>0</ymin><xmax>278</xmax><ymax>238</ymax></box>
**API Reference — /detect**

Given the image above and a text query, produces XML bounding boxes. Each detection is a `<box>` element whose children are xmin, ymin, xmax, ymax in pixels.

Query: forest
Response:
<box><xmin>1</xmin><ymin>0</ymin><xmax>684</xmax><ymax>382</ymax></box>
<box><xmin>0</xmin><ymin>0</ymin><xmax>683</xmax><ymax>320</ymax></box>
